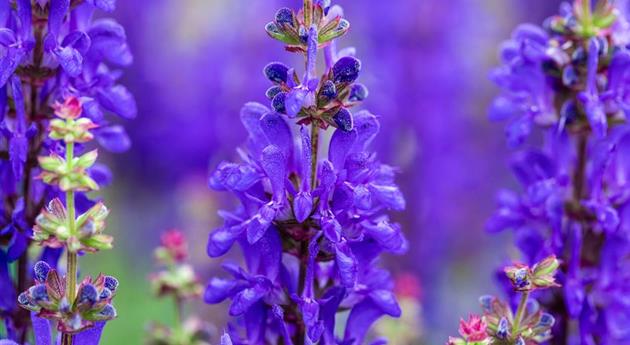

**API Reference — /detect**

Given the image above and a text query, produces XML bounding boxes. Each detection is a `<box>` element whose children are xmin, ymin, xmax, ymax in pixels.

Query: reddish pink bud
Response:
<box><xmin>53</xmin><ymin>96</ymin><xmax>82</xmax><ymax>119</ymax></box>
<box><xmin>458</xmin><ymin>314</ymin><xmax>488</xmax><ymax>342</ymax></box>
<box><xmin>160</xmin><ymin>229</ymin><xmax>188</xmax><ymax>262</ymax></box>
<box><xmin>394</xmin><ymin>272</ymin><xmax>422</xmax><ymax>299</ymax></box>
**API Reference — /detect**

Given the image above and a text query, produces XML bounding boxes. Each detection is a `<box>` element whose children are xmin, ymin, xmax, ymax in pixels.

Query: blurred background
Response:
<box><xmin>84</xmin><ymin>0</ymin><xmax>563</xmax><ymax>344</ymax></box>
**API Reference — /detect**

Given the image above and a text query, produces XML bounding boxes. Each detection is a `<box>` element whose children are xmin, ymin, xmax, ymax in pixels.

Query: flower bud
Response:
<box><xmin>319</xmin><ymin>80</ymin><xmax>337</xmax><ymax>101</ymax></box>
<box><xmin>33</xmin><ymin>261</ymin><xmax>51</xmax><ymax>283</ymax></box>
<box><xmin>77</xmin><ymin>284</ymin><xmax>98</xmax><ymax>306</ymax></box>
<box><xmin>264</xmin><ymin>62</ymin><xmax>290</xmax><ymax>83</ymax></box>
<box><xmin>53</xmin><ymin>96</ymin><xmax>82</xmax><ymax>119</ymax></box>
<box><xmin>104</xmin><ymin>276</ymin><xmax>119</xmax><ymax>292</ymax></box>
<box><xmin>333</xmin><ymin>108</ymin><xmax>354</xmax><ymax>132</ymax></box>
<box><xmin>496</xmin><ymin>317</ymin><xmax>509</xmax><ymax>339</ymax></box>
<box><xmin>265</xmin><ymin>86</ymin><xmax>282</xmax><ymax>100</ymax></box>
<box><xmin>348</xmin><ymin>83</ymin><xmax>368</xmax><ymax>102</ymax></box>
<box><xmin>275</xmin><ymin>8</ymin><xmax>294</xmax><ymax>26</ymax></box>
<box><xmin>272</xmin><ymin>92</ymin><xmax>287</xmax><ymax>113</ymax></box>
<box><xmin>332</xmin><ymin>56</ymin><xmax>361</xmax><ymax>84</ymax></box>
<box><xmin>458</xmin><ymin>315</ymin><xmax>488</xmax><ymax>342</ymax></box>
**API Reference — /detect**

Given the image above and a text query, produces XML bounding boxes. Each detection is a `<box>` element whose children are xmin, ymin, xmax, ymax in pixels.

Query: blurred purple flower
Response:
<box><xmin>489</xmin><ymin>1</ymin><xmax>630</xmax><ymax>342</ymax></box>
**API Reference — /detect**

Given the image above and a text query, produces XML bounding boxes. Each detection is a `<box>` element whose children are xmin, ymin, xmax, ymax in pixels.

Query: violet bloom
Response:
<box><xmin>205</xmin><ymin>1</ymin><xmax>406</xmax><ymax>344</ymax></box>
<box><xmin>489</xmin><ymin>0</ymin><xmax>630</xmax><ymax>343</ymax></box>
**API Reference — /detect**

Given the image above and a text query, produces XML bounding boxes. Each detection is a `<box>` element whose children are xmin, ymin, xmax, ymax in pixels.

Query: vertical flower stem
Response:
<box><xmin>303</xmin><ymin>0</ymin><xmax>312</xmax><ymax>28</ymax></box>
<box><xmin>582</xmin><ymin>0</ymin><xmax>592</xmax><ymax>20</ymax></box>
<box><xmin>62</xmin><ymin>141</ymin><xmax>77</xmax><ymax>345</ymax></box>
<box><xmin>512</xmin><ymin>291</ymin><xmax>530</xmax><ymax>337</ymax></box>
<box><xmin>174</xmin><ymin>297</ymin><xmax>183</xmax><ymax>329</ymax></box>
<box><xmin>580</xmin><ymin>0</ymin><xmax>595</xmax><ymax>36</ymax></box>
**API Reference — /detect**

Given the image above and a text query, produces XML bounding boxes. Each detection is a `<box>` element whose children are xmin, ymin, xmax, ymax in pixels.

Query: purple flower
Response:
<box><xmin>205</xmin><ymin>2</ymin><xmax>405</xmax><ymax>343</ymax></box>
<box><xmin>489</xmin><ymin>1</ymin><xmax>630</xmax><ymax>342</ymax></box>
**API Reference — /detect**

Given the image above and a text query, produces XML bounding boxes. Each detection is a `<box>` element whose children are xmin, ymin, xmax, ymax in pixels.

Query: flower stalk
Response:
<box><xmin>1</xmin><ymin>1</ymin><xmax>135</xmax><ymax>342</ymax></box>
<box><xmin>511</xmin><ymin>291</ymin><xmax>529</xmax><ymax>336</ymax></box>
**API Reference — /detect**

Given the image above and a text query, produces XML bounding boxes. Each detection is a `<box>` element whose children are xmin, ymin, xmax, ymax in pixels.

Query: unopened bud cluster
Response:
<box><xmin>18</xmin><ymin>262</ymin><xmax>118</xmax><ymax>334</ymax></box>
<box><xmin>448</xmin><ymin>256</ymin><xmax>560</xmax><ymax>345</ymax></box>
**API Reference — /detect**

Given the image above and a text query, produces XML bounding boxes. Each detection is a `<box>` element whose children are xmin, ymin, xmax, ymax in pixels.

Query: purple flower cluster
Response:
<box><xmin>0</xmin><ymin>0</ymin><xmax>135</xmax><ymax>342</ymax></box>
<box><xmin>489</xmin><ymin>0</ymin><xmax>630</xmax><ymax>342</ymax></box>
<box><xmin>204</xmin><ymin>1</ymin><xmax>407</xmax><ymax>344</ymax></box>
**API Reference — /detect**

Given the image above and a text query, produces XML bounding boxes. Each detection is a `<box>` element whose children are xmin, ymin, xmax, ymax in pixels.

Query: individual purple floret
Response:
<box><xmin>489</xmin><ymin>0</ymin><xmax>630</xmax><ymax>343</ymax></box>
<box><xmin>205</xmin><ymin>1</ymin><xmax>407</xmax><ymax>344</ymax></box>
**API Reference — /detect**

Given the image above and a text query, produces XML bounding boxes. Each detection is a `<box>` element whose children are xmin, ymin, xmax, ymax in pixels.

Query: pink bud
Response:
<box><xmin>160</xmin><ymin>229</ymin><xmax>188</xmax><ymax>262</ymax></box>
<box><xmin>458</xmin><ymin>315</ymin><xmax>488</xmax><ymax>342</ymax></box>
<box><xmin>394</xmin><ymin>273</ymin><xmax>422</xmax><ymax>299</ymax></box>
<box><xmin>53</xmin><ymin>96</ymin><xmax>82</xmax><ymax>119</ymax></box>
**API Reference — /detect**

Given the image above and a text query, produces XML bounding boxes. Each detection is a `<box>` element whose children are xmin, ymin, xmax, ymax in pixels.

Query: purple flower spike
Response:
<box><xmin>3</xmin><ymin>0</ymin><xmax>133</xmax><ymax>339</ymax></box>
<box><xmin>205</xmin><ymin>2</ymin><xmax>405</xmax><ymax>343</ymax></box>
<box><xmin>489</xmin><ymin>2</ymin><xmax>630</xmax><ymax>343</ymax></box>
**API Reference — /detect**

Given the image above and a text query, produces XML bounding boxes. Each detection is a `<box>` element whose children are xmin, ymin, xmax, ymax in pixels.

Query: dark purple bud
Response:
<box><xmin>265</xmin><ymin>86</ymin><xmax>282</xmax><ymax>100</ymax></box>
<box><xmin>33</xmin><ymin>261</ymin><xmax>51</xmax><ymax>283</ymax></box>
<box><xmin>571</xmin><ymin>46</ymin><xmax>587</xmax><ymax>65</ymax></box>
<box><xmin>319</xmin><ymin>80</ymin><xmax>337</xmax><ymax>101</ymax></box>
<box><xmin>18</xmin><ymin>292</ymin><xmax>33</xmax><ymax>307</ymax></box>
<box><xmin>538</xmin><ymin>313</ymin><xmax>555</xmax><ymax>327</ymax></box>
<box><xmin>99</xmin><ymin>288</ymin><xmax>112</xmax><ymax>300</ymax></box>
<box><xmin>497</xmin><ymin>317</ymin><xmax>509</xmax><ymax>339</ymax></box>
<box><xmin>348</xmin><ymin>83</ymin><xmax>368</xmax><ymax>102</ymax></box>
<box><xmin>333</xmin><ymin>108</ymin><xmax>353</xmax><ymax>132</ymax></box>
<box><xmin>266</xmin><ymin>22</ymin><xmax>280</xmax><ymax>35</ymax></box>
<box><xmin>560</xmin><ymin>100</ymin><xmax>578</xmax><ymax>125</ymax></box>
<box><xmin>264</xmin><ymin>62</ymin><xmax>290</xmax><ymax>83</ymax></box>
<box><xmin>30</xmin><ymin>285</ymin><xmax>49</xmax><ymax>302</ymax></box>
<box><xmin>567</xmin><ymin>14</ymin><xmax>579</xmax><ymax>29</ymax></box>
<box><xmin>479</xmin><ymin>295</ymin><xmax>493</xmax><ymax>312</ymax></box>
<box><xmin>272</xmin><ymin>92</ymin><xmax>287</xmax><ymax>113</ymax></box>
<box><xmin>562</xmin><ymin>65</ymin><xmax>579</xmax><ymax>88</ymax></box>
<box><xmin>275</xmin><ymin>8</ymin><xmax>294</xmax><ymax>26</ymax></box>
<box><xmin>332</xmin><ymin>57</ymin><xmax>361</xmax><ymax>84</ymax></box>
<box><xmin>299</xmin><ymin>26</ymin><xmax>308</xmax><ymax>44</ymax></box>
<box><xmin>594</xmin><ymin>36</ymin><xmax>608</xmax><ymax>56</ymax></box>
<box><xmin>98</xmin><ymin>304</ymin><xmax>117</xmax><ymax>318</ymax></box>
<box><xmin>104</xmin><ymin>276</ymin><xmax>119</xmax><ymax>292</ymax></box>
<box><xmin>78</xmin><ymin>284</ymin><xmax>98</xmax><ymax>305</ymax></box>
<box><xmin>513</xmin><ymin>268</ymin><xmax>530</xmax><ymax>289</ymax></box>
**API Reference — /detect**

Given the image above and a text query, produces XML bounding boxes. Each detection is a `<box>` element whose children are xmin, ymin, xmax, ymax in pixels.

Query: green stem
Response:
<box><xmin>62</xmin><ymin>141</ymin><xmax>77</xmax><ymax>345</ymax></box>
<box><xmin>174</xmin><ymin>297</ymin><xmax>183</xmax><ymax>331</ymax></box>
<box><xmin>582</xmin><ymin>0</ymin><xmax>592</xmax><ymax>20</ymax></box>
<box><xmin>580</xmin><ymin>0</ymin><xmax>595</xmax><ymax>37</ymax></box>
<box><xmin>303</xmin><ymin>0</ymin><xmax>312</xmax><ymax>27</ymax></box>
<box><xmin>512</xmin><ymin>291</ymin><xmax>530</xmax><ymax>337</ymax></box>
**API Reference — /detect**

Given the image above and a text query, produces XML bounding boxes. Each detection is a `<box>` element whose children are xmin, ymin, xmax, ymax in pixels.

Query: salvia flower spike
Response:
<box><xmin>1</xmin><ymin>0</ymin><xmax>135</xmax><ymax>342</ymax></box>
<box><xmin>205</xmin><ymin>1</ymin><xmax>407</xmax><ymax>344</ymax></box>
<box><xmin>488</xmin><ymin>0</ymin><xmax>630</xmax><ymax>342</ymax></box>
<box><xmin>18</xmin><ymin>96</ymin><xmax>120</xmax><ymax>344</ymax></box>
<box><xmin>146</xmin><ymin>230</ymin><xmax>210</xmax><ymax>345</ymax></box>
